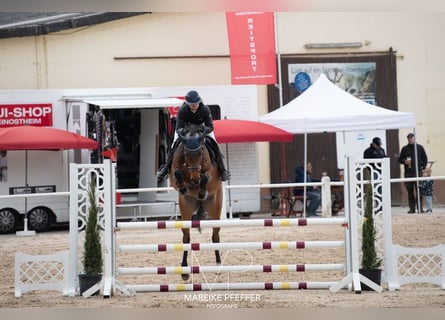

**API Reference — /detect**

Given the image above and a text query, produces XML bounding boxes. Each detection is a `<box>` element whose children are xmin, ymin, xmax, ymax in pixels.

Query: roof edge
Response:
<box><xmin>0</xmin><ymin>12</ymin><xmax>148</xmax><ymax>39</ymax></box>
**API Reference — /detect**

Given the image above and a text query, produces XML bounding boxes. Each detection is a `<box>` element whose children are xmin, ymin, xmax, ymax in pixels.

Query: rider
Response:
<box><xmin>156</xmin><ymin>90</ymin><xmax>230</xmax><ymax>182</ymax></box>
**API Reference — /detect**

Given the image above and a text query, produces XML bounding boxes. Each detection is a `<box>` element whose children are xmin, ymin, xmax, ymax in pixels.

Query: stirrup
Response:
<box><xmin>157</xmin><ymin>165</ymin><xmax>169</xmax><ymax>182</ymax></box>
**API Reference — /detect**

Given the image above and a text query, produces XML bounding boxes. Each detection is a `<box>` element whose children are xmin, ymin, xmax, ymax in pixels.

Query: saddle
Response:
<box><xmin>204</xmin><ymin>137</ymin><xmax>219</xmax><ymax>165</ymax></box>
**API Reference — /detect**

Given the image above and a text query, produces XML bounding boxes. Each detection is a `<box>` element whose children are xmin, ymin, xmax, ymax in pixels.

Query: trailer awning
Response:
<box><xmin>82</xmin><ymin>97</ymin><xmax>184</xmax><ymax>109</ymax></box>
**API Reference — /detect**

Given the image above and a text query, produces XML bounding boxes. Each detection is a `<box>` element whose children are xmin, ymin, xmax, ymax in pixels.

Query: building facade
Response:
<box><xmin>0</xmin><ymin>11</ymin><xmax>443</xmax><ymax>205</ymax></box>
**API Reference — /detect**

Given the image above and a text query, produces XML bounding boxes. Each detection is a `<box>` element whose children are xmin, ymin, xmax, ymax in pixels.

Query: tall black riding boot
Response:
<box><xmin>157</xmin><ymin>157</ymin><xmax>172</xmax><ymax>183</ymax></box>
<box><xmin>215</xmin><ymin>151</ymin><xmax>230</xmax><ymax>182</ymax></box>
<box><xmin>157</xmin><ymin>141</ymin><xmax>179</xmax><ymax>183</ymax></box>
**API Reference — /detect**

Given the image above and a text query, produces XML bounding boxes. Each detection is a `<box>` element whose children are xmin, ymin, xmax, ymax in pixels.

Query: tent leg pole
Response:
<box><xmin>16</xmin><ymin>151</ymin><xmax>35</xmax><ymax>237</ymax></box>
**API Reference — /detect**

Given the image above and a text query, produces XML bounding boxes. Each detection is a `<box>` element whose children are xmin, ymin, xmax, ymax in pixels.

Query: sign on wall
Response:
<box><xmin>0</xmin><ymin>103</ymin><xmax>53</xmax><ymax>127</ymax></box>
<box><xmin>288</xmin><ymin>62</ymin><xmax>376</xmax><ymax>104</ymax></box>
<box><xmin>226</xmin><ymin>12</ymin><xmax>277</xmax><ymax>85</ymax></box>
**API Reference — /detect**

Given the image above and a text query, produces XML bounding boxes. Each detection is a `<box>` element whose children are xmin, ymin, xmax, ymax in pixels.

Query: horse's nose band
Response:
<box><xmin>183</xmin><ymin>163</ymin><xmax>202</xmax><ymax>172</ymax></box>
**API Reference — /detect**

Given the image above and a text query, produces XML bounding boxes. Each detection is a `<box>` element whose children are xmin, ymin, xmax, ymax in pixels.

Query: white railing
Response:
<box><xmin>14</xmin><ymin>250</ymin><xmax>69</xmax><ymax>298</ymax></box>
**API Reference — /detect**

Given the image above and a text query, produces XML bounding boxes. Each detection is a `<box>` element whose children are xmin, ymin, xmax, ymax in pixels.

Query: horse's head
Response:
<box><xmin>178</xmin><ymin>124</ymin><xmax>205</xmax><ymax>153</ymax></box>
<box><xmin>177</xmin><ymin>124</ymin><xmax>206</xmax><ymax>185</ymax></box>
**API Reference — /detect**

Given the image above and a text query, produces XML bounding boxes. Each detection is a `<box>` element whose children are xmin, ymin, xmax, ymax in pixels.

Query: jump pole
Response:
<box><xmin>118</xmin><ymin>240</ymin><xmax>345</xmax><ymax>252</ymax></box>
<box><xmin>116</xmin><ymin>217</ymin><xmax>347</xmax><ymax>230</ymax></box>
<box><xmin>118</xmin><ymin>263</ymin><xmax>346</xmax><ymax>275</ymax></box>
<box><xmin>128</xmin><ymin>281</ymin><xmax>338</xmax><ymax>292</ymax></box>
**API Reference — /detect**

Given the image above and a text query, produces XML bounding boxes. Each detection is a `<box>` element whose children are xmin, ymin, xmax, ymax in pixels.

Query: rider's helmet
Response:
<box><xmin>185</xmin><ymin>90</ymin><xmax>202</xmax><ymax>104</ymax></box>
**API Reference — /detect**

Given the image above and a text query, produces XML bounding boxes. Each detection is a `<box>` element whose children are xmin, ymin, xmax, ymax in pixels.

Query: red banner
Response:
<box><xmin>226</xmin><ymin>12</ymin><xmax>277</xmax><ymax>85</ymax></box>
<box><xmin>0</xmin><ymin>103</ymin><xmax>53</xmax><ymax>127</ymax></box>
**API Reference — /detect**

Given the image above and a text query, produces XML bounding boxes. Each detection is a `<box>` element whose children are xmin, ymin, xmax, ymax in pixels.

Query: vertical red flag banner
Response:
<box><xmin>225</xmin><ymin>12</ymin><xmax>277</xmax><ymax>85</ymax></box>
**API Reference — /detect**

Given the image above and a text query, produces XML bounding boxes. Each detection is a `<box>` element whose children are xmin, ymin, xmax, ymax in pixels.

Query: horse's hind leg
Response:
<box><xmin>212</xmin><ymin>227</ymin><xmax>221</xmax><ymax>264</ymax></box>
<box><xmin>181</xmin><ymin>228</ymin><xmax>190</xmax><ymax>281</ymax></box>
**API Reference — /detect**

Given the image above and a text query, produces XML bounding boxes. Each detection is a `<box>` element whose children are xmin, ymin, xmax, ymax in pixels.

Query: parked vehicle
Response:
<box><xmin>0</xmin><ymin>86</ymin><xmax>260</xmax><ymax>233</ymax></box>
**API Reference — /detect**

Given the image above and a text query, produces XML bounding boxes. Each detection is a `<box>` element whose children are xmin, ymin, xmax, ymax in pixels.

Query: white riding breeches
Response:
<box><xmin>172</xmin><ymin>130</ymin><xmax>216</xmax><ymax>147</ymax></box>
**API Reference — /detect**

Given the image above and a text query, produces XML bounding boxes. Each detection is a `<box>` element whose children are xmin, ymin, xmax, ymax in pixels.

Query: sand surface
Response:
<box><xmin>1</xmin><ymin>211</ymin><xmax>445</xmax><ymax>308</ymax></box>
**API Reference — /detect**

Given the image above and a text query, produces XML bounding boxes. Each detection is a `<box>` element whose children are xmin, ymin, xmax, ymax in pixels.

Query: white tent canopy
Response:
<box><xmin>259</xmin><ymin>73</ymin><xmax>415</xmax><ymax>133</ymax></box>
<box><xmin>259</xmin><ymin>73</ymin><xmax>417</xmax><ymax>216</ymax></box>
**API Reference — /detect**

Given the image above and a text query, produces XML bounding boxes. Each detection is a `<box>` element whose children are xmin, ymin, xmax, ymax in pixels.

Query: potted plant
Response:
<box><xmin>78</xmin><ymin>177</ymin><xmax>103</xmax><ymax>295</ymax></box>
<box><xmin>359</xmin><ymin>183</ymin><xmax>383</xmax><ymax>290</ymax></box>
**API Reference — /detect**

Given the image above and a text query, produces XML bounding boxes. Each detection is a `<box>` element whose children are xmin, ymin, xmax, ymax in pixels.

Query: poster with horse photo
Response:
<box><xmin>288</xmin><ymin>62</ymin><xmax>376</xmax><ymax>105</ymax></box>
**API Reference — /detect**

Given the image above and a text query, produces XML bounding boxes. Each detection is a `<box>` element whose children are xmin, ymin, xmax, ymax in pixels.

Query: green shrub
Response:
<box><xmin>361</xmin><ymin>184</ymin><xmax>382</xmax><ymax>270</ymax></box>
<box><xmin>83</xmin><ymin>178</ymin><xmax>103</xmax><ymax>274</ymax></box>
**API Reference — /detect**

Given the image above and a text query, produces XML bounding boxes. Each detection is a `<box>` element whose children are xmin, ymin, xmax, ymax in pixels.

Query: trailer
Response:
<box><xmin>0</xmin><ymin>85</ymin><xmax>260</xmax><ymax>233</ymax></box>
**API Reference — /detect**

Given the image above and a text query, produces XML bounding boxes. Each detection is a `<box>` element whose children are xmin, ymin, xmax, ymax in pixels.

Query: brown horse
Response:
<box><xmin>169</xmin><ymin>124</ymin><xmax>223</xmax><ymax>280</ymax></box>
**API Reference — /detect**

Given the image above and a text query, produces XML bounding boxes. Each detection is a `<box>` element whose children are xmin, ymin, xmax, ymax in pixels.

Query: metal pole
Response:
<box><xmin>413</xmin><ymin>128</ymin><xmax>421</xmax><ymax>213</ymax></box>
<box><xmin>16</xmin><ymin>150</ymin><xmax>35</xmax><ymax>236</ymax></box>
<box><xmin>274</xmin><ymin>12</ymin><xmax>283</xmax><ymax>108</ymax></box>
<box><xmin>274</xmin><ymin>13</ymin><xmax>289</xmax><ymax>184</ymax></box>
<box><xmin>225</xmin><ymin>143</ymin><xmax>233</xmax><ymax>219</ymax></box>
<box><xmin>303</xmin><ymin>132</ymin><xmax>308</xmax><ymax>217</ymax></box>
<box><xmin>24</xmin><ymin>150</ymin><xmax>29</xmax><ymax>229</ymax></box>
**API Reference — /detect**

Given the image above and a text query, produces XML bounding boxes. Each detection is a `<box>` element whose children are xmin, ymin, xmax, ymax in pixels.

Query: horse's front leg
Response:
<box><xmin>181</xmin><ymin>228</ymin><xmax>190</xmax><ymax>281</ymax></box>
<box><xmin>174</xmin><ymin>169</ymin><xmax>187</xmax><ymax>195</ymax></box>
<box><xmin>197</xmin><ymin>174</ymin><xmax>208</xmax><ymax>200</ymax></box>
<box><xmin>212</xmin><ymin>227</ymin><xmax>221</xmax><ymax>265</ymax></box>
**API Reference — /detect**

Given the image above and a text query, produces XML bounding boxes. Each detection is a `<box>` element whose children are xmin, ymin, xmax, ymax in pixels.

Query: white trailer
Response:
<box><xmin>0</xmin><ymin>85</ymin><xmax>260</xmax><ymax>233</ymax></box>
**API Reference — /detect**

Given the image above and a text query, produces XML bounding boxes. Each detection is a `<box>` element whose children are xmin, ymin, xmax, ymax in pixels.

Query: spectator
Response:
<box><xmin>419</xmin><ymin>167</ymin><xmax>434</xmax><ymax>213</ymax></box>
<box><xmin>363</xmin><ymin>137</ymin><xmax>387</xmax><ymax>207</ymax></box>
<box><xmin>363</xmin><ymin>137</ymin><xmax>386</xmax><ymax>159</ymax></box>
<box><xmin>294</xmin><ymin>162</ymin><xmax>321</xmax><ymax>217</ymax></box>
<box><xmin>398</xmin><ymin>133</ymin><xmax>428</xmax><ymax>213</ymax></box>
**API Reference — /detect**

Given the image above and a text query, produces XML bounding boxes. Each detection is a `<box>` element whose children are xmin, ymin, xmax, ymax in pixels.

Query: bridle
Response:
<box><xmin>182</xmin><ymin>145</ymin><xmax>204</xmax><ymax>173</ymax></box>
<box><xmin>182</xmin><ymin>146</ymin><xmax>204</xmax><ymax>188</ymax></box>
<box><xmin>183</xmin><ymin>163</ymin><xmax>202</xmax><ymax>172</ymax></box>
<box><xmin>178</xmin><ymin>128</ymin><xmax>206</xmax><ymax>175</ymax></box>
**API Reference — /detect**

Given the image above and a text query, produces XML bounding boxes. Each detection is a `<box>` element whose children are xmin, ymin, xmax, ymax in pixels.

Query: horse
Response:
<box><xmin>169</xmin><ymin>124</ymin><xmax>223</xmax><ymax>280</ymax></box>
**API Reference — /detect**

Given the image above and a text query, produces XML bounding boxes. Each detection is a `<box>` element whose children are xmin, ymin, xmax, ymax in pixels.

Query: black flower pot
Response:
<box><xmin>78</xmin><ymin>273</ymin><xmax>102</xmax><ymax>295</ymax></box>
<box><xmin>359</xmin><ymin>268</ymin><xmax>382</xmax><ymax>291</ymax></box>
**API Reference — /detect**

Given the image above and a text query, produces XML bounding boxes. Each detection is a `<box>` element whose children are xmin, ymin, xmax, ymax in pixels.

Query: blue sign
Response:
<box><xmin>294</xmin><ymin>72</ymin><xmax>311</xmax><ymax>92</ymax></box>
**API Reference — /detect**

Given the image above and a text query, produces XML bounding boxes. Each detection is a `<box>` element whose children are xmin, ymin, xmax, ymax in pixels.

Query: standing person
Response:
<box><xmin>419</xmin><ymin>167</ymin><xmax>434</xmax><ymax>213</ymax></box>
<box><xmin>157</xmin><ymin>90</ymin><xmax>230</xmax><ymax>182</ymax></box>
<box><xmin>398</xmin><ymin>133</ymin><xmax>428</xmax><ymax>213</ymax></box>
<box><xmin>294</xmin><ymin>162</ymin><xmax>321</xmax><ymax>217</ymax></box>
<box><xmin>363</xmin><ymin>137</ymin><xmax>386</xmax><ymax>159</ymax></box>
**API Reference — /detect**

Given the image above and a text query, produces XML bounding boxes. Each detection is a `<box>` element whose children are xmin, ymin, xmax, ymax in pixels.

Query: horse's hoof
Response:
<box><xmin>181</xmin><ymin>274</ymin><xmax>190</xmax><ymax>281</ymax></box>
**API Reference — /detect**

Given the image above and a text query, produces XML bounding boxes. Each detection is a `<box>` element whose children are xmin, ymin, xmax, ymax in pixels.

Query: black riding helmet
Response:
<box><xmin>185</xmin><ymin>90</ymin><xmax>202</xmax><ymax>104</ymax></box>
